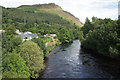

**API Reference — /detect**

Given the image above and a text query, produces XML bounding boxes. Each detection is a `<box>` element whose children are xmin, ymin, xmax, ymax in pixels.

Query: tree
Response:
<box><xmin>117</xmin><ymin>16</ymin><xmax>120</xmax><ymax>38</ymax></box>
<box><xmin>5</xmin><ymin>24</ymin><xmax>16</xmax><ymax>35</ymax></box>
<box><xmin>57</xmin><ymin>27</ymin><xmax>72</xmax><ymax>43</ymax></box>
<box><xmin>81</xmin><ymin>17</ymin><xmax>93</xmax><ymax>35</ymax></box>
<box><xmin>18</xmin><ymin>41</ymin><xmax>44</xmax><ymax>79</ymax></box>
<box><xmin>2</xmin><ymin>33</ymin><xmax>22</xmax><ymax>53</ymax></box>
<box><xmin>32</xmin><ymin>38</ymin><xmax>48</xmax><ymax>58</ymax></box>
<box><xmin>81</xmin><ymin>17</ymin><xmax>119</xmax><ymax>59</ymax></box>
<box><xmin>117</xmin><ymin>16</ymin><xmax>120</xmax><ymax>51</ymax></box>
<box><xmin>2</xmin><ymin>52</ymin><xmax>30</xmax><ymax>78</ymax></box>
<box><xmin>11</xmin><ymin>35</ymin><xmax>22</xmax><ymax>48</ymax></box>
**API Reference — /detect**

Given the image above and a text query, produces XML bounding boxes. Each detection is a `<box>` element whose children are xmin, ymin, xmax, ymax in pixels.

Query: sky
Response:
<box><xmin>0</xmin><ymin>0</ymin><xmax>119</xmax><ymax>23</ymax></box>
<box><xmin>118</xmin><ymin>1</ymin><xmax>120</xmax><ymax>15</ymax></box>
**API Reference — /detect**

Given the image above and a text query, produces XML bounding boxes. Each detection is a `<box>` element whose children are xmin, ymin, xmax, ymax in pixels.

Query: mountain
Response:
<box><xmin>18</xmin><ymin>3</ymin><xmax>83</xmax><ymax>27</ymax></box>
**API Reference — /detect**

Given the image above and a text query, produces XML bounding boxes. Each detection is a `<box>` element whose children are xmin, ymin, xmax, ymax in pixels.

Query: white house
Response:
<box><xmin>16</xmin><ymin>30</ymin><xmax>22</xmax><ymax>35</ymax></box>
<box><xmin>49</xmin><ymin>34</ymin><xmax>56</xmax><ymax>37</ymax></box>
<box><xmin>16</xmin><ymin>30</ymin><xmax>38</xmax><ymax>41</ymax></box>
<box><xmin>0</xmin><ymin>30</ymin><xmax>5</xmax><ymax>34</ymax></box>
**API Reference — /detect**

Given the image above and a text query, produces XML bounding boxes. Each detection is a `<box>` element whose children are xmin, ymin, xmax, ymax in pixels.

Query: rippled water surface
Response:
<box><xmin>42</xmin><ymin>40</ymin><xmax>112</xmax><ymax>78</ymax></box>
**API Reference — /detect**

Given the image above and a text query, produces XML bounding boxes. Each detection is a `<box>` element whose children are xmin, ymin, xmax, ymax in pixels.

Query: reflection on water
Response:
<box><xmin>42</xmin><ymin>40</ymin><xmax>112</xmax><ymax>78</ymax></box>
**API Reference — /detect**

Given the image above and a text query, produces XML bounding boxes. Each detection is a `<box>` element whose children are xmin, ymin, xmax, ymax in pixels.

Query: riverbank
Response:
<box><xmin>80</xmin><ymin>48</ymin><xmax>120</xmax><ymax>78</ymax></box>
<box><xmin>37</xmin><ymin>43</ymin><xmax>62</xmax><ymax>79</ymax></box>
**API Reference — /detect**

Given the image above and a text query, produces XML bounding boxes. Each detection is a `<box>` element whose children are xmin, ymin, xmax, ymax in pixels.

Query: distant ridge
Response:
<box><xmin>18</xmin><ymin>3</ymin><xmax>62</xmax><ymax>9</ymax></box>
<box><xmin>18</xmin><ymin>3</ymin><xmax>83</xmax><ymax>27</ymax></box>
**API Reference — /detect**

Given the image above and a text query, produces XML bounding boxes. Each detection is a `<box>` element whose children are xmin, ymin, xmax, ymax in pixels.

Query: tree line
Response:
<box><xmin>81</xmin><ymin>17</ymin><xmax>120</xmax><ymax>59</ymax></box>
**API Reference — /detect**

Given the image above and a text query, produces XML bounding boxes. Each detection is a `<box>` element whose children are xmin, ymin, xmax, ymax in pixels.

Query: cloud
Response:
<box><xmin>0</xmin><ymin>0</ymin><xmax>119</xmax><ymax>23</ymax></box>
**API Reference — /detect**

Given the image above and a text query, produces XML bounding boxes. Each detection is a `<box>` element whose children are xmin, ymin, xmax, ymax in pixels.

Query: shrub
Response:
<box><xmin>18</xmin><ymin>41</ymin><xmax>44</xmax><ymax>79</ymax></box>
<box><xmin>2</xmin><ymin>52</ymin><xmax>30</xmax><ymax>78</ymax></box>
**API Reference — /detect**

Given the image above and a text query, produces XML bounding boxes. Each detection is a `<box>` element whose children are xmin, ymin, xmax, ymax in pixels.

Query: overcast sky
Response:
<box><xmin>0</xmin><ymin>0</ymin><xmax>119</xmax><ymax>23</ymax></box>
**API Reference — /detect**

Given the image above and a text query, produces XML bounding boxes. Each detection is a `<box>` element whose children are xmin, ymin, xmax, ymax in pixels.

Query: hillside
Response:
<box><xmin>2</xmin><ymin>5</ymin><xmax>83</xmax><ymax>43</ymax></box>
<box><xmin>18</xmin><ymin>3</ymin><xmax>83</xmax><ymax>27</ymax></box>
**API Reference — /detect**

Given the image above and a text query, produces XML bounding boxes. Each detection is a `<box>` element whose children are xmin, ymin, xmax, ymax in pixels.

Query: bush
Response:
<box><xmin>109</xmin><ymin>46</ymin><xmax>119</xmax><ymax>58</ymax></box>
<box><xmin>2</xmin><ymin>71</ymin><xmax>29</xmax><ymax>78</ymax></box>
<box><xmin>18</xmin><ymin>41</ymin><xmax>44</xmax><ymax>79</ymax></box>
<box><xmin>2</xmin><ymin>52</ymin><xmax>30</xmax><ymax>78</ymax></box>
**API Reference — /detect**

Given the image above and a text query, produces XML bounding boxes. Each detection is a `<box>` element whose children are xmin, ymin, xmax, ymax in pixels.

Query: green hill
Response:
<box><xmin>18</xmin><ymin>3</ymin><xmax>83</xmax><ymax>27</ymax></box>
<box><xmin>2</xmin><ymin>4</ymin><xmax>83</xmax><ymax>43</ymax></box>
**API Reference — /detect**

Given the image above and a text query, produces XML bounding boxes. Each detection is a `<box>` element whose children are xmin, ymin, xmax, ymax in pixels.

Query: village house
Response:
<box><xmin>44</xmin><ymin>34</ymin><xmax>57</xmax><ymax>41</ymax></box>
<box><xmin>44</xmin><ymin>34</ymin><xmax>59</xmax><ymax>47</ymax></box>
<box><xmin>0</xmin><ymin>30</ymin><xmax>5</xmax><ymax>34</ymax></box>
<box><xmin>16</xmin><ymin>30</ymin><xmax>38</xmax><ymax>41</ymax></box>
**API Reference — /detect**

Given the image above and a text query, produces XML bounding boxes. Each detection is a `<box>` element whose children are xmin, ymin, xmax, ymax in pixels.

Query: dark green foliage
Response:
<box><xmin>117</xmin><ymin>16</ymin><xmax>120</xmax><ymax>38</ymax></box>
<box><xmin>32</xmin><ymin>38</ymin><xmax>45</xmax><ymax>51</ymax></box>
<box><xmin>57</xmin><ymin>27</ymin><xmax>72</xmax><ymax>43</ymax></box>
<box><xmin>5</xmin><ymin>24</ymin><xmax>16</xmax><ymax>35</ymax></box>
<box><xmin>117</xmin><ymin>16</ymin><xmax>120</xmax><ymax>51</ymax></box>
<box><xmin>2</xmin><ymin>52</ymin><xmax>30</xmax><ymax>78</ymax></box>
<box><xmin>81</xmin><ymin>18</ymin><xmax>93</xmax><ymax>36</ymax></box>
<box><xmin>32</xmin><ymin>38</ymin><xmax>48</xmax><ymax>57</ymax></box>
<box><xmin>81</xmin><ymin>17</ymin><xmax>119</xmax><ymax>59</ymax></box>
<box><xmin>2</xmin><ymin>33</ymin><xmax>22</xmax><ymax>53</ymax></box>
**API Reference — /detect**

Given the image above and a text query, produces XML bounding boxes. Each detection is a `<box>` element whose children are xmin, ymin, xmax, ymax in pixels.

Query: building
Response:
<box><xmin>16</xmin><ymin>30</ymin><xmax>38</xmax><ymax>41</ymax></box>
<box><xmin>44</xmin><ymin>34</ymin><xmax>56</xmax><ymax>37</ymax></box>
<box><xmin>49</xmin><ymin>34</ymin><xmax>57</xmax><ymax>37</ymax></box>
<box><xmin>44</xmin><ymin>34</ymin><xmax>57</xmax><ymax>41</ymax></box>
<box><xmin>0</xmin><ymin>30</ymin><xmax>5</xmax><ymax>34</ymax></box>
<box><xmin>16</xmin><ymin>30</ymin><xmax>22</xmax><ymax>35</ymax></box>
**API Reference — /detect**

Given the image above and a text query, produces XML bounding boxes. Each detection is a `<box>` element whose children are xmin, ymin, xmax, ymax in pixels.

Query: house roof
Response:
<box><xmin>20</xmin><ymin>32</ymin><xmax>38</xmax><ymax>39</ymax></box>
<box><xmin>30</xmin><ymin>33</ymin><xmax>38</xmax><ymax>37</ymax></box>
<box><xmin>24</xmin><ymin>32</ymin><xmax>32</xmax><ymax>35</ymax></box>
<box><xmin>44</xmin><ymin>34</ymin><xmax>56</xmax><ymax>37</ymax></box>
<box><xmin>50</xmin><ymin>34</ymin><xmax>56</xmax><ymax>37</ymax></box>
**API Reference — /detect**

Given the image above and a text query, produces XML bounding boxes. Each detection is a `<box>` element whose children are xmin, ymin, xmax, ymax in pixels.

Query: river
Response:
<box><xmin>42</xmin><ymin>40</ymin><xmax>112</xmax><ymax>78</ymax></box>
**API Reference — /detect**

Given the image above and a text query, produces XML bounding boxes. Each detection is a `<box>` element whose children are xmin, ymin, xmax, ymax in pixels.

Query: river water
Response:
<box><xmin>42</xmin><ymin>40</ymin><xmax>112</xmax><ymax>78</ymax></box>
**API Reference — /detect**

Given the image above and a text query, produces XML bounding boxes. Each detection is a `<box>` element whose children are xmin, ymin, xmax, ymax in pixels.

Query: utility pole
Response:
<box><xmin>24</xmin><ymin>17</ymin><xmax>26</xmax><ymax>24</ymax></box>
